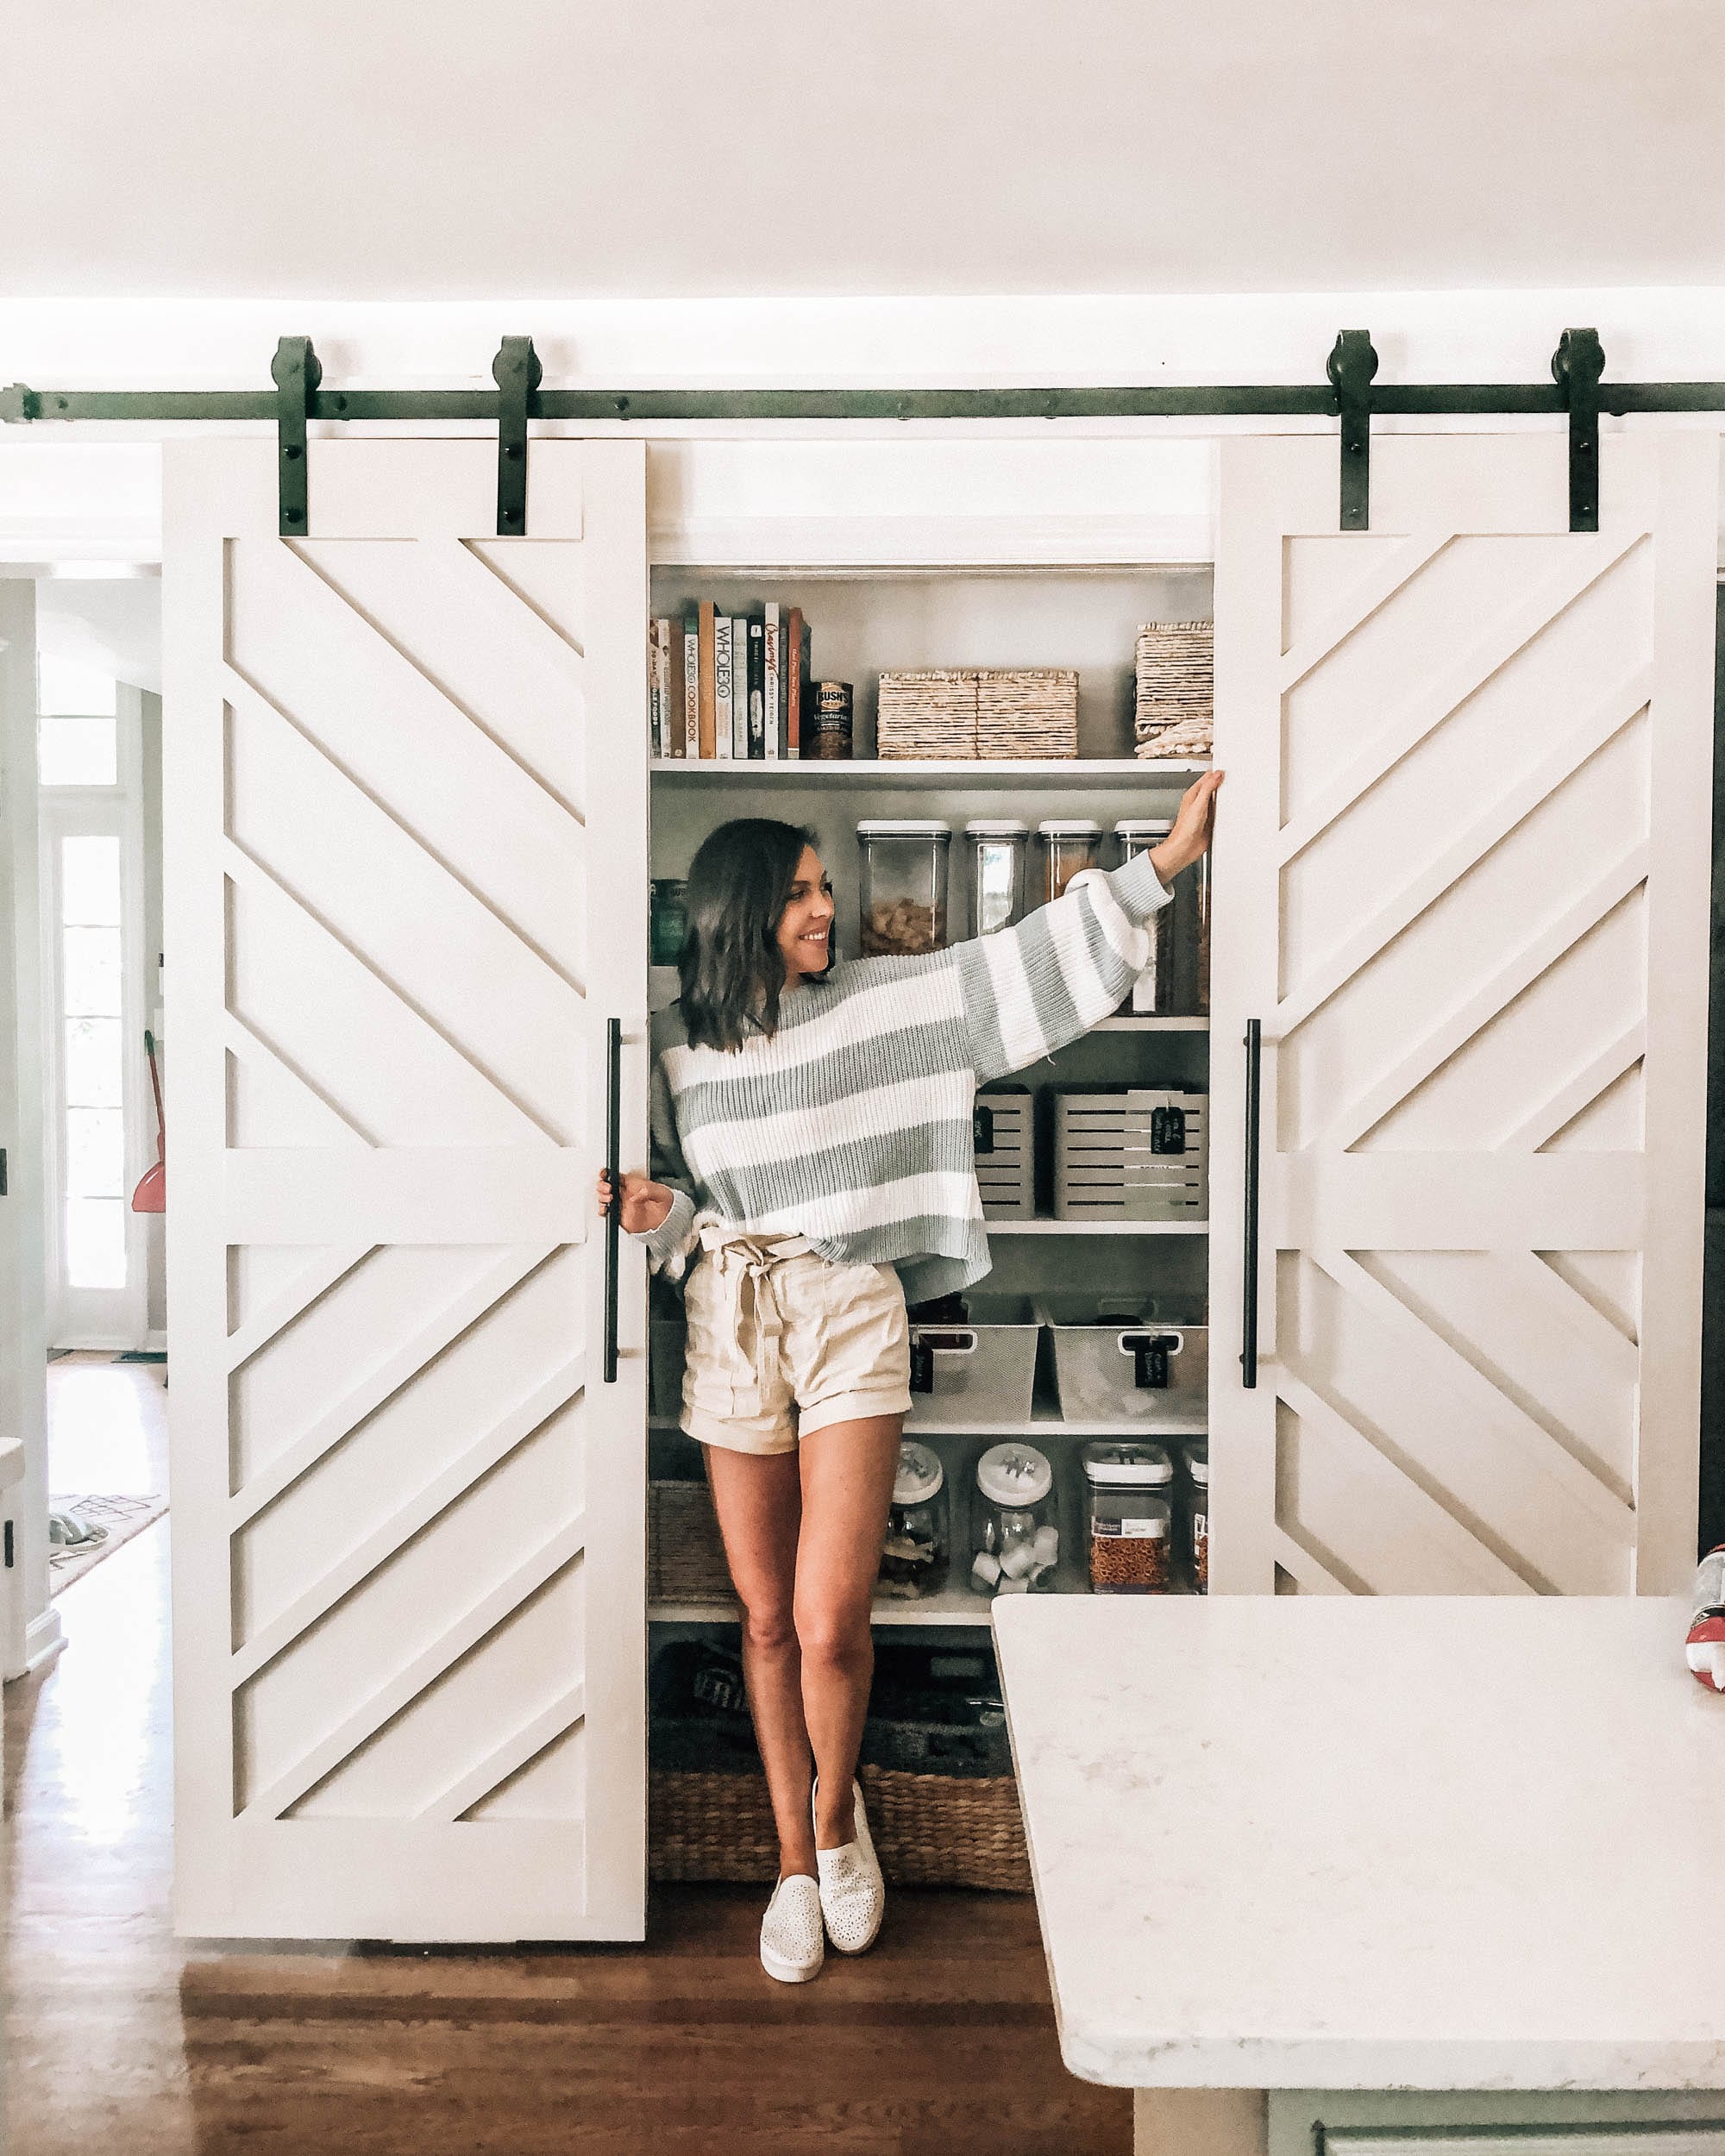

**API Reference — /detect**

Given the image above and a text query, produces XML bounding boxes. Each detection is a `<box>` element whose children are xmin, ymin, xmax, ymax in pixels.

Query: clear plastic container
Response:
<box><xmin>1113</xmin><ymin>819</ymin><xmax>1175</xmax><ymax>1013</ymax></box>
<box><xmin>880</xmin><ymin>1440</ymin><xmax>949</xmax><ymax>1600</ymax></box>
<box><xmin>907</xmin><ymin>1292</ymin><xmax>1040</xmax><ymax>1426</ymax></box>
<box><xmin>649</xmin><ymin>878</ymin><xmax>688</xmax><ymax>967</ymax></box>
<box><xmin>1184</xmin><ymin>1439</ymin><xmax>1209</xmax><ymax>1594</ymax></box>
<box><xmin>964</xmin><ymin>818</ymin><xmax>1031</xmax><ymax>937</ymax></box>
<box><xmin>856</xmin><ymin>818</ymin><xmax>951</xmax><ymax>956</ymax></box>
<box><xmin>1083</xmin><ymin>1441</ymin><xmax>1176</xmax><ymax>1594</ymax></box>
<box><xmin>1038</xmin><ymin>818</ymin><xmax>1104</xmax><ymax>904</ymax></box>
<box><xmin>1174</xmin><ymin>852</ymin><xmax>1211</xmax><ymax>1014</ymax></box>
<box><xmin>969</xmin><ymin>1442</ymin><xmax>1058</xmax><ymax>1598</ymax></box>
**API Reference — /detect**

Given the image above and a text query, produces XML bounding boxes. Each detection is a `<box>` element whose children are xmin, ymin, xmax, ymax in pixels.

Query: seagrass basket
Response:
<box><xmin>648</xmin><ymin>1478</ymin><xmax>736</xmax><ymax>1607</ymax></box>
<box><xmin>1133</xmin><ymin>621</ymin><xmax>1214</xmax><ymax>757</ymax></box>
<box><xmin>975</xmin><ymin>667</ymin><xmax>1077</xmax><ymax>760</ymax></box>
<box><xmin>649</xmin><ymin>1764</ymin><xmax>1031</xmax><ymax>1891</ymax></box>
<box><xmin>876</xmin><ymin>668</ymin><xmax>978</xmax><ymax>759</ymax></box>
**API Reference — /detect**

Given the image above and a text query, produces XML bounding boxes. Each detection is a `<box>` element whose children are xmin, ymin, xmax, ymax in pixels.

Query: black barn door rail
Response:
<box><xmin>4</xmin><ymin>327</ymin><xmax>1723</xmax><ymax>536</ymax></box>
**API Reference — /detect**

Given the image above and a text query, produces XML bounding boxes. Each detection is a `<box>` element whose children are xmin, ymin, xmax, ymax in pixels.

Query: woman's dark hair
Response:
<box><xmin>678</xmin><ymin>818</ymin><xmax>831</xmax><ymax>1052</ymax></box>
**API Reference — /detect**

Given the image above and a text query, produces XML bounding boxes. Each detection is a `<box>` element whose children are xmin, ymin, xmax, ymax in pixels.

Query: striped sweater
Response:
<box><xmin>636</xmin><ymin>849</ymin><xmax>1173</xmax><ymax>1302</ymax></box>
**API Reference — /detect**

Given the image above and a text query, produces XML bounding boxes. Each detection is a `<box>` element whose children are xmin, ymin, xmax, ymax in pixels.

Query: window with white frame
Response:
<box><xmin>38</xmin><ymin>658</ymin><xmax>147</xmax><ymax>1347</ymax></box>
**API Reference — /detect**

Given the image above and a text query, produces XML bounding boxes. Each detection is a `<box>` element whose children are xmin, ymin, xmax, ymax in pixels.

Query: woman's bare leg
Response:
<box><xmin>702</xmin><ymin>1443</ymin><xmax>818</xmax><ymax>1879</ymax></box>
<box><xmin>794</xmin><ymin>1414</ymin><xmax>903</xmax><ymax>1849</ymax></box>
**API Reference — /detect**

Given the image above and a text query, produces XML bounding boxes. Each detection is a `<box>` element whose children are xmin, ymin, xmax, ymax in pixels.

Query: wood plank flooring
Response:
<box><xmin>6</xmin><ymin>1371</ymin><xmax>1128</xmax><ymax>2154</ymax></box>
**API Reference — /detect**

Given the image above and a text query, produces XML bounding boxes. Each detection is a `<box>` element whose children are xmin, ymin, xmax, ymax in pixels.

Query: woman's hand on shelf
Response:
<box><xmin>1149</xmin><ymin>768</ymin><xmax>1225</xmax><ymax>884</ymax></box>
<box><xmin>595</xmin><ymin>1169</ymin><xmax>674</xmax><ymax>1235</ymax></box>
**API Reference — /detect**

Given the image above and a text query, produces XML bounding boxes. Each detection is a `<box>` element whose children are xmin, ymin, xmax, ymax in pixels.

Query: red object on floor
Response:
<box><xmin>131</xmin><ymin>1029</ymin><xmax>165</xmax><ymax>1214</ymax></box>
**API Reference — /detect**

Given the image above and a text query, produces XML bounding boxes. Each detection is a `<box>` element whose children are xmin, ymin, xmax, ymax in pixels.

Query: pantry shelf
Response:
<box><xmin>649</xmin><ymin>1593</ymin><xmax>1000</xmax><ymax>1628</ymax></box>
<box><xmin>649</xmin><ymin>757</ymin><xmax>1207</xmax><ymax>786</ymax></box>
<box><xmin>1092</xmin><ymin>1015</ymin><xmax>1209</xmax><ymax>1032</ymax></box>
<box><xmin>650</xmin><ymin>1409</ymin><xmax>1208</xmax><ymax>1441</ymax></box>
<box><xmin>986</xmin><ymin>1218</ymin><xmax>1208</xmax><ymax>1236</ymax></box>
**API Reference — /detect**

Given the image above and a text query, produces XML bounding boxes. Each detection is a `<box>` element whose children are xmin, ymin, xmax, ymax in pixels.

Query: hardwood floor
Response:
<box><xmin>5</xmin><ymin>1511</ymin><xmax>1128</xmax><ymax>2154</ymax></box>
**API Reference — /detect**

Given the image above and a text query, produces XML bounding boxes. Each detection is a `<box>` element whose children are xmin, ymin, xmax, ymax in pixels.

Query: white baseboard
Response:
<box><xmin>22</xmin><ymin>1604</ymin><xmax>66</xmax><ymax>1678</ymax></box>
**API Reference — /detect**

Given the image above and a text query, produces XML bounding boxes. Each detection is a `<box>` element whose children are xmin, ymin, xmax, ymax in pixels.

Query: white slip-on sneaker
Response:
<box><xmin>759</xmin><ymin>1873</ymin><xmax>825</xmax><ymax>1984</ymax></box>
<box><xmin>813</xmin><ymin>1777</ymin><xmax>886</xmax><ymax>1955</ymax></box>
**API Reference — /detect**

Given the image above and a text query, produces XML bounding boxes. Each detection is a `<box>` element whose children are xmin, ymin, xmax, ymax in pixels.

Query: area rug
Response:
<box><xmin>47</xmin><ymin>1494</ymin><xmax>168</xmax><ymax>1595</ymax></box>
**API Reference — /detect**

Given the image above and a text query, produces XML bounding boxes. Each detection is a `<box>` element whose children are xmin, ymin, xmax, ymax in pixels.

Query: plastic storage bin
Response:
<box><xmin>1183</xmin><ymin>1439</ymin><xmax>1209</xmax><ymax>1593</ymax></box>
<box><xmin>907</xmin><ymin>1293</ymin><xmax>1039</xmax><ymax>1426</ymax></box>
<box><xmin>856</xmin><ymin>818</ymin><xmax>951</xmax><ymax>955</ymax></box>
<box><xmin>1038</xmin><ymin>818</ymin><xmax>1104</xmax><ymax>903</ymax></box>
<box><xmin>1052</xmin><ymin>1087</ymin><xmax>1209</xmax><ymax>1222</ymax></box>
<box><xmin>1113</xmin><ymin>820</ymin><xmax>1175</xmax><ymax>1013</ymax></box>
<box><xmin>880</xmin><ymin>1440</ymin><xmax>949</xmax><ymax>1600</ymax></box>
<box><xmin>964</xmin><ymin>818</ymin><xmax>1031</xmax><ymax>937</ymax></box>
<box><xmin>1039</xmin><ymin>1292</ymin><xmax>1208</xmax><ymax>1427</ymax></box>
<box><xmin>969</xmin><ymin>1442</ymin><xmax>1058</xmax><ymax>1597</ymax></box>
<box><xmin>1083</xmin><ymin>1441</ymin><xmax>1176</xmax><ymax>1593</ymax></box>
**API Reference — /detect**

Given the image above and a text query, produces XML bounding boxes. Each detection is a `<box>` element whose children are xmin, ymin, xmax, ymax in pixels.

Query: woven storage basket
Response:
<box><xmin>1134</xmin><ymin>621</ymin><xmax>1214</xmax><ymax>756</ymax></box>
<box><xmin>649</xmin><ymin>1764</ymin><xmax>1030</xmax><ymax>1891</ymax></box>
<box><xmin>648</xmin><ymin>1479</ymin><xmax>737</xmax><ymax>1607</ymax></box>
<box><xmin>976</xmin><ymin>667</ymin><xmax>1078</xmax><ymax>760</ymax></box>
<box><xmin>876</xmin><ymin>668</ymin><xmax>978</xmax><ymax>760</ymax></box>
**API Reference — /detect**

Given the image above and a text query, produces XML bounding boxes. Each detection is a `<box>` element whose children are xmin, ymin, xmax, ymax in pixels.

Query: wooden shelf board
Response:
<box><xmin>649</xmin><ymin>757</ymin><xmax>1207</xmax><ymax>785</ymax></box>
<box><xmin>1092</xmin><ymin>1015</ymin><xmax>1209</xmax><ymax>1031</ymax></box>
<box><xmin>651</xmin><ymin>1410</ymin><xmax>1208</xmax><ymax>1441</ymax></box>
<box><xmin>986</xmin><ymin>1217</ymin><xmax>1207</xmax><ymax>1235</ymax></box>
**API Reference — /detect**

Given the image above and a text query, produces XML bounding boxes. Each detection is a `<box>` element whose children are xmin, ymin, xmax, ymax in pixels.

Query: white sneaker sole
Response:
<box><xmin>760</xmin><ymin>1940</ymin><xmax>823</xmax><ymax>1984</ymax></box>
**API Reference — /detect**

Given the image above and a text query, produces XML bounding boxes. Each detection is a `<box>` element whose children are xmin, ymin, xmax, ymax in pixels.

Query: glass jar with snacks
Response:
<box><xmin>1183</xmin><ymin>1439</ymin><xmax>1209</xmax><ymax>1593</ymax></box>
<box><xmin>1038</xmin><ymin>818</ymin><xmax>1104</xmax><ymax>904</ymax></box>
<box><xmin>1083</xmin><ymin>1440</ymin><xmax>1176</xmax><ymax>1594</ymax></box>
<box><xmin>856</xmin><ymin>818</ymin><xmax>951</xmax><ymax>956</ymax></box>
<box><xmin>808</xmin><ymin>680</ymin><xmax>854</xmax><ymax>760</ymax></box>
<box><xmin>963</xmin><ymin>818</ymin><xmax>1032</xmax><ymax>937</ymax></box>
<box><xmin>649</xmin><ymin>878</ymin><xmax>689</xmax><ymax>967</ymax></box>
<box><xmin>970</xmin><ymin>1442</ymin><xmax>1058</xmax><ymax>1598</ymax></box>
<box><xmin>1113</xmin><ymin>819</ymin><xmax>1175</xmax><ymax>1013</ymax></box>
<box><xmin>880</xmin><ymin>1440</ymin><xmax>949</xmax><ymax>1600</ymax></box>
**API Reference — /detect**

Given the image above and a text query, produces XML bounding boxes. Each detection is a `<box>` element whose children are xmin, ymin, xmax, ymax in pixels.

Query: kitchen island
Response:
<box><xmin>993</xmin><ymin>1595</ymin><xmax>1725</xmax><ymax>2156</ymax></box>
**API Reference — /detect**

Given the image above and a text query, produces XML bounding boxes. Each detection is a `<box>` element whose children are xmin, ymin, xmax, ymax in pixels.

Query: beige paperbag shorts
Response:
<box><xmin>681</xmin><ymin>1223</ymin><xmax>912</xmax><ymax>1456</ymax></box>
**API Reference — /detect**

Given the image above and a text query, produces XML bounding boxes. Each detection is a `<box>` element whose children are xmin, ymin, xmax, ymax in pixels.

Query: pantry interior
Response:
<box><xmin>643</xmin><ymin>562</ymin><xmax>1218</xmax><ymax>1775</ymax></box>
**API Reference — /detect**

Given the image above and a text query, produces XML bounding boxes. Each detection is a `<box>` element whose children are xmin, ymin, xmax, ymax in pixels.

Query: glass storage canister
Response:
<box><xmin>649</xmin><ymin>878</ymin><xmax>688</xmax><ymax>967</ymax></box>
<box><xmin>1178</xmin><ymin>851</ymin><xmax>1211</xmax><ymax>1015</ymax></box>
<box><xmin>1113</xmin><ymin>819</ymin><xmax>1175</xmax><ymax>1013</ymax></box>
<box><xmin>963</xmin><ymin>818</ymin><xmax>1031</xmax><ymax>937</ymax></box>
<box><xmin>1038</xmin><ymin>818</ymin><xmax>1104</xmax><ymax>904</ymax></box>
<box><xmin>970</xmin><ymin>1441</ymin><xmax>1058</xmax><ymax>1597</ymax></box>
<box><xmin>856</xmin><ymin>818</ymin><xmax>951</xmax><ymax>956</ymax></box>
<box><xmin>880</xmin><ymin>1440</ymin><xmax>948</xmax><ymax>1600</ymax></box>
<box><xmin>1083</xmin><ymin>1440</ymin><xmax>1176</xmax><ymax>1594</ymax></box>
<box><xmin>1184</xmin><ymin>1439</ymin><xmax>1208</xmax><ymax>1593</ymax></box>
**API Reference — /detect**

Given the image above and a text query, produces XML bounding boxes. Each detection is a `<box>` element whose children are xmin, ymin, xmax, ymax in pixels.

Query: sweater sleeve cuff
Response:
<box><xmin>1107</xmin><ymin>849</ymin><xmax>1174</xmax><ymax>921</ymax></box>
<box><xmin>633</xmin><ymin>1188</ymin><xmax>697</xmax><ymax>1275</ymax></box>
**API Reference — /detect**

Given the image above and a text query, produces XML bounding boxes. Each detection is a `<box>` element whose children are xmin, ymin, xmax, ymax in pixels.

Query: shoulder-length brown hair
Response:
<box><xmin>677</xmin><ymin>818</ymin><xmax>831</xmax><ymax>1052</ymax></box>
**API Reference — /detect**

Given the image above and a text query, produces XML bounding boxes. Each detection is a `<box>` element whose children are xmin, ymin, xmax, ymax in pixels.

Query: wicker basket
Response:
<box><xmin>876</xmin><ymin>668</ymin><xmax>978</xmax><ymax>760</ymax></box>
<box><xmin>976</xmin><ymin>667</ymin><xmax>1078</xmax><ymax>760</ymax></box>
<box><xmin>648</xmin><ymin>1478</ymin><xmax>737</xmax><ymax>1608</ymax></box>
<box><xmin>649</xmin><ymin>1763</ymin><xmax>1030</xmax><ymax>1891</ymax></box>
<box><xmin>1134</xmin><ymin>621</ymin><xmax>1214</xmax><ymax>757</ymax></box>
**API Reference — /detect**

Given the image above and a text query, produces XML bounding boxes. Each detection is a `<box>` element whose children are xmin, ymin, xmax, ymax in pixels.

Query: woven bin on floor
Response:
<box><xmin>649</xmin><ymin>1764</ymin><xmax>1031</xmax><ymax>1891</ymax></box>
<box><xmin>648</xmin><ymin>1478</ymin><xmax>737</xmax><ymax>1607</ymax></box>
<box><xmin>1134</xmin><ymin>620</ymin><xmax>1214</xmax><ymax>755</ymax></box>
<box><xmin>976</xmin><ymin>667</ymin><xmax>1077</xmax><ymax>760</ymax></box>
<box><xmin>876</xmin><ymin>668</ymin><xmax>978</xmax><ymax>759</ymax></box>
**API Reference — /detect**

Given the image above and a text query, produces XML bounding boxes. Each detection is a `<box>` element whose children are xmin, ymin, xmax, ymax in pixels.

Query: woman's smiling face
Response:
<box><xmin>776</xmin><ymin>844</ymin><xmax>835</xmax><ymax>979</ymax></box>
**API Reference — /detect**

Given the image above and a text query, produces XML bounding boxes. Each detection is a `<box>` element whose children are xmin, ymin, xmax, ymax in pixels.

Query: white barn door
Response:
<box><xmin>163</xmin><ymin>439</ymin><xmax>649</xmax><ymax>1939</ymax></box>
<box><xmin>1210</xmin><ymin>434</ymin><xmax>1717</xmax><ymax>1599</ymax></box>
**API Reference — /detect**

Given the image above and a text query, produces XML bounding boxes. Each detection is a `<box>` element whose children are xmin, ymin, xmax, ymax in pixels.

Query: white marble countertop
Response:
<box><xmin>993</xmin><ymin>1595</ymin><xmax>1725</xmax><ymax>2092</ymax></box>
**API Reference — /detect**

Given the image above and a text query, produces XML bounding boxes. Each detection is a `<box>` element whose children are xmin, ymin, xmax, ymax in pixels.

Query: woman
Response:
<box><xmin>599</xmin><ymin>769</ymin><xmax>1222</xmax><ymax>1983</ymax></box>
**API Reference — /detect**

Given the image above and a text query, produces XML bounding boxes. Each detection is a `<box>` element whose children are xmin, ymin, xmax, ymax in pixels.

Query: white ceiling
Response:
<box><xmin>8</xmin><ymin>1</ymin><xmax>1724</xmax><ymax>301</ymax></box>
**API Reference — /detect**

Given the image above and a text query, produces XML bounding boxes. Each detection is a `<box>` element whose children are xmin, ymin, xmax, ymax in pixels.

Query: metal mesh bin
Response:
<box><xmin>1039</xmin><ymin>1292</ymin><xmax>1208</xmax><ymax>1428</ymax></box>
<box><xmin>906</xmin><ymin>1293</ymin><xmax>1040</xmax><ymax>1427</ymax></box>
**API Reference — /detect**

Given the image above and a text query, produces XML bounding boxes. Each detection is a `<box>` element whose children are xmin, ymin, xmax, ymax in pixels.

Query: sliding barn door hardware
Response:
<box><xmin>1327</xmin><ymin>331</ymin><xmax>1378</xmax><ymax>530</ymax></box>
<box><xmin>8</xmin><ymin>326</ymin><xmax>1723</xmax><ymax>539</ymax></box>
<box><xmin>492</xmin><ymin>335</ymin><xmax>542</xmax><ymax>535</ymax></box>
<box><xmin>272</xmin><ymin>335</ymin><xmax>320</xmax><ymax>536</ymax></box>
<box><xmin>1553</xmin><ymin>327</ymin><xmax>1605</xmax><ymax>533</ymax></box>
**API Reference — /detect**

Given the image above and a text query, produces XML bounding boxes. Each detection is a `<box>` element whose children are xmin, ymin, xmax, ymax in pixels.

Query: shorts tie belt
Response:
<box><xmin>694</xmin><ymin>1220</ymin><xmax>813</xmax><ymax>1413</ymax></box>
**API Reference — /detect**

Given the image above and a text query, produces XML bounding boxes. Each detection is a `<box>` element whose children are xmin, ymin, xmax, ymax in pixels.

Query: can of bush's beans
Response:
<box><xmin>1685</xmin><ymin>1545</ymin><xmax>1725</xmax><ymax>1688</ymax></box>
<box><xmin>808</xmin><ymin>680</ymin><xmax>853</xmax><ymax>760</ymax></box>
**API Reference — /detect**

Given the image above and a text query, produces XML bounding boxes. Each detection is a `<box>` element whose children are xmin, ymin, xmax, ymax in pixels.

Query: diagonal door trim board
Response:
<box><xmin>418</xmin><ymin>1682</ymin><xmax>587</xmax><ymax>1822</ymax></box>
<box><xmin>1270</xmin><ymin>1525</ymin><xmax>1354</xmax><ymax>1595</ymax></box>
<box><xmin>1321</xmin><ymin>842</ymin><xmax>1648</xmax><ymax>1152</ymax></box>
<box><xmin>1275</xmin><ymin>662</ymin><xmax>1650</xmax><ymax>1039</ymax></box>
<box><xmin>1276</xmin><ymin>1369</ymin><xmax>1537</xmax><ymax>1594</ymax></box>
<box><xmin>230</xmin><ymin>1355</ymin><xmax>586</xmax><ymax>1685</ymax></box>
<box><xmin>1278</xmin><ymin>530</ymin><xmax>1454</xmax><ymax>695</ymax></box>
<box><xmin>1499</xmin><ymin>1019</ymin><xmax>1647</xmax><ymax>1155</ymax></box>
<box><xmin>224</xmin><ymin>1243</ymin><xmax>375</xmax><ymax>1373</ymax></box>
<box><xmin>1276</xmin><ymin>527</ymin><xmax>1647</xmax><ymax>869</ymax></box>
<box><xmin>224</xmin><ymin>1009</ymin><xmax>377</xmax><ymax>1149</ymax></box>
<box><xmin>241</xmin><ymin>1507</ymin><xmax>589</xmax><ymax>1822</ymax></box>
<box><xmin>1507</xmin><ymin>1247</ymin><xmax>1640</xmax><ymax>1394</ymax></box>
<box><xmin>229</xmin><ymin>1244</ymin><xmax>559</xmax><ymax>1525</ymax></box>
<box><xmin>1310</xmin><ymin>1245</ymin><xmax>1634</xmax><ymax>1537</ymax></box>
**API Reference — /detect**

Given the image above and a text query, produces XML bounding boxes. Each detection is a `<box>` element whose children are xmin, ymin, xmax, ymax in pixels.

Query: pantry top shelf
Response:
<box><xmin>648</xmin><ymin>757</ymin><xmax>1208</xmax><ymax>786</ymax></box>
